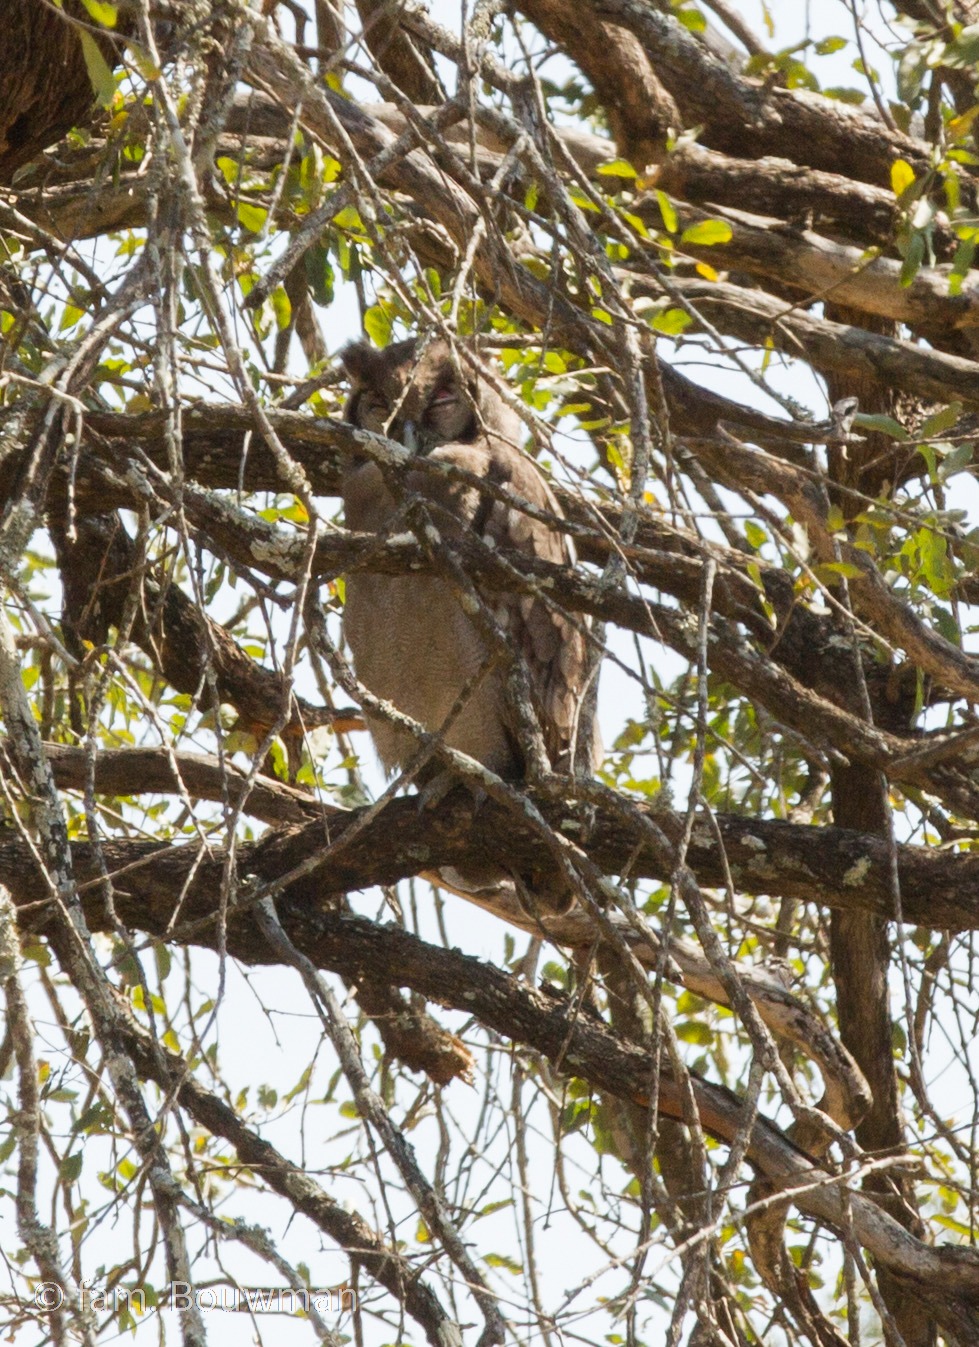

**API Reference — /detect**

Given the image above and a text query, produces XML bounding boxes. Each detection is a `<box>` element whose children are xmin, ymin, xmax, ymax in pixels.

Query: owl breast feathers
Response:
<box><xmin>340</xmin><ymin>337</ymin><xmax>595</xmax><ymax>788</ymax></box>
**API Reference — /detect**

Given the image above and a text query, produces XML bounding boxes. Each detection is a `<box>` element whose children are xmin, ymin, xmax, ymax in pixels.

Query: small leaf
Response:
<box><xmin>943</xmin><ymin>24</ymin><xmax>979</xmax><ymax>69</ymax></box>
<box><xmin>60</xmin><ymin>1153</ymin><xmax>84</xmax><ymax>1183</ymax></box>
<box><xmin>80</xmin><ymin>0</ymin><xmax>118</xmax><ymax>25</ymax></box>
<box><xmin>649</xmin><ymin>307</ymin><xmax>691</xmax><ymax>335</ymax></box>
<box><xmin>899</xmin><ymin>230</ymin><xmax>925</xmax><ymax>287</ymax></box>
<box><xmin>676</xmin><ymin>1021</ymin><xmax>713</xmax><ymax>1045</ymax></box>
<box><xmin>918</xmin><ymin>526</ymin><xmax>953</xmax><ymax>597</ymax></box>
<box><xmin>816</xmin><ymin>561</ymin><xmax>865</xmax><ymax>580</ymax></box>
<box><xmin>853</xmin><ymin>411</ymin><xmax>909</xmax><ymax>440</ymax></box>
<box><xmin>597</xmin><ymin>158</ymin><xmax>638</xmax><ymax>178</ymax></box>
<box><xmin>127</xmin><ymin>42</ymin><xmax>161</xmax><ymax>81</ymax></box>
<box><xmin>236</xmin><ymin>201</ymin><xmax>267</xmax><ymax>234</ymax></box>
<box><xmin>919</xmin><ymin>403</ymin><xmax>962</xmax><ymax>438</ymax></box>
<box><xmin>948</xmin><ymin>105</ymin><xmax>979</xmax><ymax>141</ymax></box>
<box><xmin>484</xmin><ymin>1253</ymin><xmax>523</xmax><ymax>1274</ymax></box>
<box><xmin>890</xmin><ymin>158</ymin><xmax>916</xmax><ymax>197</ymax></box>
<box><xmin>655</xmin><ymin>191</ymin><xmax>677</xmax><ymax>234</ymax></box>
<box><xmin>949</xmin><ymin>236</ymin><xmax>976</xmax><ymax>296</ymax></box>
<box><xmin>304</xmin><ymin>243</ymin><xmax>335</xmax><ymax>307</ymax></box>
<box><xmin>216</xmin><ymin>156</ymin><xmax>240</xmax><ymax>187</ymax></box>
<box><xmin>270</xmin><ymin>285</ymin><xmax>292</xmax><ymax>331</ymax></box>
<box><xmin>333</xmin><ymin>205</ymin><xmax>364</xmax><ymax>230</ymax></box>
<box><xmin>680</xmin><ymin>219</ymin><xmax>733</xmax><ymax>247</ymax></box>
<box><xmin>364</xmin><ymin>306</ymin><xmax>392</xmax><ymax>347</ymax></box>
<box><xmin>674</xmin><ymin>6</ymin><xmax>706</xmax><ymax>32</ymax></box>
<box><xmin>619</xmin><ymin>209</ymin><xmax>649</xmax><ymax>238</ymax></box>
<box><xmin>938</xmin><ymin>442</ymin><xmax>973</xmax><ymax>479</ymax></box>
<box><xmin>79</xmin><ymin>31</ymin><xmax>116</xmax><ymax>106</ymax></box>
<box><xmin>823</xmin><ymin>86</ymin><xmax>867</xmax><ymax>105</ymax></box>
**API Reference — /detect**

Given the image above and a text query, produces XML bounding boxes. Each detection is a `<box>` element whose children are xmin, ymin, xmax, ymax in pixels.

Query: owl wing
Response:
<box><xmin>408</xmin><ymin>441</ymin><xmax>592</xmax><ymax>774</ymax></box>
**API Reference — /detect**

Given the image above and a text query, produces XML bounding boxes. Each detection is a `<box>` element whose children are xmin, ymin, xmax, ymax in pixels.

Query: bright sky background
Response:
<box><xmin>14</xmin><ymin>5</ymin><xmax>975</xmax><ymax>1346</ymax></box>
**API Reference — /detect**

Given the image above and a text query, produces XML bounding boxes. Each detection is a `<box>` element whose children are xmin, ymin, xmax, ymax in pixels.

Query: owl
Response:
<box><xmin>340</xmin><ymin>336</ymin><xmax>597</xmax><ymax>909</ymax></box>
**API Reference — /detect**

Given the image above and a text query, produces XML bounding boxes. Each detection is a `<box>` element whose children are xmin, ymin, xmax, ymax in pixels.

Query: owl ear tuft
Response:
<box><xmin>340</xmin><ymin>337</ymin><xmax>418</xmax><ymax>387</ymax></box>
<box><xmin>339</xmin><ymin>340</ymin><xmax>379</xmax><ymax>388</ymax></box>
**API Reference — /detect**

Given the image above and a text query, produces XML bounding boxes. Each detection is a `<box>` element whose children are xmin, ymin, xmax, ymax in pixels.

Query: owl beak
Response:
<box><xmin>402</xmin><ymin>420</ymin><xmax>419</xmax><ymax>454</ymax></box>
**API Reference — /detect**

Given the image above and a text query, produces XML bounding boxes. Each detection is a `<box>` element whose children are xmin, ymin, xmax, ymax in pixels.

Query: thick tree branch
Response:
<box><xmin>10</xmin><ymin>867</ymin><xmax>979</xmax><ymax>1330</ymax></box>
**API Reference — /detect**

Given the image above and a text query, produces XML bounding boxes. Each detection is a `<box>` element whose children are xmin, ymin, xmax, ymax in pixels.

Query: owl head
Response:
<box><xmin>341</xmin><ymin>337</ymin><xmax>518</xmax><ymax>453</ymax></box>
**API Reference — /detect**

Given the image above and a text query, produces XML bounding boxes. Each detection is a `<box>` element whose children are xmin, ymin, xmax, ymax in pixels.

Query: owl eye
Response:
<box><xmin>357</xmin><ymin>392</ymin><xmax>392</xmax><ymax>431</ymax></box>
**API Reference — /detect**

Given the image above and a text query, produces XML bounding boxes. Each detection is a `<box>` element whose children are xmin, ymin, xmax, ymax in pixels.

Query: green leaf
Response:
<box><xmin>949</xmin><ymin>236</ymin><xmax>976</xmax><ymax>297</ymax></box>
<box><xmin>476</xmin><ymin>1199</ymin><xmax>514</xmax><ymax>1219</ymax></box>
<box><xmin>919</xmin><ymin>403</ymin><xmax>962</xmax><ymax>438</ymax></box>
<box><xmin>304</xmin><ymin>243</ymin><xmax>335</xmax><ymax>307</ymax></box>
<box><xmin>270</xmin><ymin>286</ymin><xmax>292</xmax><ymax>331</ymax></box>
<box><xmin>285</xmin><ymin>1067</ymin><xmax>311</xmax><ymax>1104</ymax></box>
<box><xmin>676</xmin><ymin>1021</ymin><xmax>713</xmax><ymax>1045</ymax></box>
<box><xmin>81</xmin><ymin>0</ymin><xmax>118</xmax><ymax>27</ymax></box>
<box><xmin>364</xmin><ymin>306</ymin><xmax>392</xmax><ymax>347</ymax></box>
<box><xmin>79</xmin><ymin>31</ymin><xmax>116</xmax><ymax>106</ymax></box>
<box><xmin>816</xmin><ymin>561</ymin><xmax>865</xmax><ymax>580</ymax></box>
<box><xmin>76</xmin><ymin>1103</ymin><xmax>110</xmax><ymax>1133</ymax></box>
<box><xmin>900</xmin><ymin>231</ymin><xmax>925</xmax><ymax>286</ymax></box>
<box><xmin>333</xmin><ymin>205</ymin><xmax>364</xmax><ymax>230</ymax></box>
<box><xmin>650</xmin><ymin>307</ymin><xmax>691</xmax><ymax>335</ymax></box>
<box><xmin>938</xmin><ymin>442</ymin><xmax>973</xmax><ymax>479</ymax></box>
<box><xmin>933</xmin><ymin>605</ymin><xmax>960</xmax><ymax>644</ymax></box>
<box><xmin>619</xmin><ymin>209</ymin><xmax>649</xmax><ymax>238</ymax></box>
<box><xmin>154</xmin><ymin>942</ymin><xmax>172</xmax><ymax>983</ymax></box>
<box><xmin>679</xmin><ymin>219</ymin><xmax>733</xmax><ymax>247</ymax></box>
<box><xmin>484</xmin><ymin>1253</ymin><xmax>523</xmax><ymax>1274</ymax></box>
<box><xmin>822</xmin><ymin>86</ymin><xmax>866</xmax><ymax>105</ymax></box>
<box><xmin>943</xmin><ymin>24</ymin><xmax>979</xmax><ymax>68</ymax></box>
<box><xmin>127</xmin><ymin>42</ymin><xmax>161</xmax><ymax>81</ymax></box>
<box><xmin>568</xmin><ymin>187</ymin><xmax>600</xmax><ymax>213</ymax></box>
<box><xmin>79</xmin><ymin>0</ymin><xmax>118</xmax><ymax>23</ymax></box>
<box><xmin>890</xmin><ymin>158</ymin><xmax>916</xmax><ymax>198</ymax></box>
<box><xmin>918</xmin><ymin>527</ymin><xmax>952</xmax><ymax>597</ymax></box>
<box><xmin>674</xmin><ymin>6</ymin><xmax>706</xmax><ymax>32</ymax></box>
<box><xmin>236</xmin><ymin>201</ymin><xmax>268</xmax><ymax>234</ymax></box>
<box><xmin>60</xmin><ymin>1153</ymin><xmax>84</xmax><ymax>1183</ymax></box>
<box><xmin>852</xmin><ymin>412</ymin><xmax>909</xmax><ymax>440</ymax></box>
<box><xmin>216</xmin><ymin>156</ymin><xmax>240</xmax><ymax>188</ymax></box>
<box><xmin>655</xmin><ymin>191</ymin><xmax>677</xmax><ymax>234</ymax></box>
<box><xmin>597</xmin><ymin>158</ymin><xmax>638</xmax><ymax>178</ymax></box>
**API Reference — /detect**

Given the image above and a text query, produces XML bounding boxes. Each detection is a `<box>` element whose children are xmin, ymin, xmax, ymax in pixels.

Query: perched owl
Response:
<box><xmin>340</xmin><ymin>336</ymin><xmax>596</xmax><ymax>909</ymax></box>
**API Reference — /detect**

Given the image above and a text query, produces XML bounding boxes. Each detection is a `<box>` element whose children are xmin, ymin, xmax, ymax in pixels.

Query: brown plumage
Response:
<box><xmin>340</xmin><ymin>337</ymin><xmax>597</xmax><ymax>910</ymax></box>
